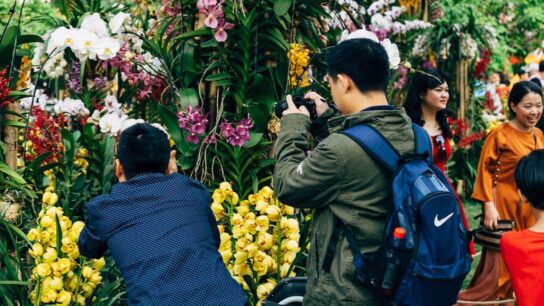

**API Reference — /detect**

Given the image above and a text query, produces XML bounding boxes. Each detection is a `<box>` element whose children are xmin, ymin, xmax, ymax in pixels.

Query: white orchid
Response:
<box><xmin>104</xmin><ymin>95</ymin><xmax>121</xmax><ymax>113</ymax></box>
<box><xmin>371</xmin><ymin>13</ymin><xmax>393</xmax><ymax>32</ymax></box>
<box><xmin>109</xmin><ymin>12</ymin><xmax>131</xmax><ymax>34</ymax></box>
<box><xmin>47</xmin><ymin>27</ymin><xmax>78</xmax><ymax>55</ymax></box>
<box><xmin>81</xmin><ymin>13</ymin><xmax>109</xmax><ymax>38</ymax></box>
<box><xmin>341</xmin><ymin>29</ymin><xmax>379</xmax><ymax>43</ymax></box>
<box><xmin>341</xmin><ymin>29</ymin><xmax>401</xmax><ymax>70</ymax></box>
<box><xmin>381</xmin><ymin>39</ymin><xmax>401</xmax><ymax>69</ymax></box>
<box><xmin>73</xmin><ymin>30</ymin><xmax>99</xmax><ymax>61</ymax></box>
<box><xmin>91</xmin><ymin>37</ymin><xmax>121</xmax><ymax>60</ymax></box>
<box><xmin>120</xmin><ymin>118</ymin><xmax>145</xmax><ymax>132</ymax></box>
<box><xmin>53</xmin><ymin>98</ymin><xmax>89</xmax><ymax>116</ymax></box>
<box><xmin>99</xmin><ymin>112</ymin><xmax>127</xmax><ymax>136</ymax></box>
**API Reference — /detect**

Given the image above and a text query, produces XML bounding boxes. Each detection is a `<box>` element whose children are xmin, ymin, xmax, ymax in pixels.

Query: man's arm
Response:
<box><xmin>77</xmin><ymin>203</ymin><xmax>108</xmax><ymax>259</ymax></box>
<box><xmin>273</xmin><ymin>114</ymin><xmax>341</xmax><ymax>208</ymax></box>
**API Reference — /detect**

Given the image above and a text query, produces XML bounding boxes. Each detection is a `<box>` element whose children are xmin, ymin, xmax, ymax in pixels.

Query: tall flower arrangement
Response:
<box><xmin>211</xmin><ymin>183</ymin><xmax>300</xmax><ymax>305</ymax></box>
<box><xmin>27</xmin><ymin>192</ymin><xmax>105</xmax><ymax>305</ymax></box>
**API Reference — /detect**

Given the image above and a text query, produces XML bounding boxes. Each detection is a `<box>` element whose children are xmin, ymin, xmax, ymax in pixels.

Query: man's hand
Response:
<box><xmin>304</xmin><ymin>91</ymin><xmax>330</xmax><ymax>117</ymax></box>
<box><xmin>282</xmin><ymin>95</ymin><xmax>310</xmax><ymax>117</ymax></box>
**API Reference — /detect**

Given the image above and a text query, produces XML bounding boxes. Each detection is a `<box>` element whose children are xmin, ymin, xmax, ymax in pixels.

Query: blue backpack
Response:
<box><xmin>325</xmin><ymin>123</ymin><xmax>471</xmax><ymax>306</ymax></box>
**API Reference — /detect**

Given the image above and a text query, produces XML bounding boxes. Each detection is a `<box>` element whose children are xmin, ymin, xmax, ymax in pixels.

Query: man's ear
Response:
<box><xmin>167</xmin><ymin>150</ymin><xmax>178</xmax><ymax>175</ymax></box>
<box><xmin>337</xmin><ymin>74</ymin><xmax>351</xmax><ymax>93</ymax></box>
<box><xmin>115</xmin><ymin>159</ymin><xmax>126</xmax><ymax>182</ymax></box>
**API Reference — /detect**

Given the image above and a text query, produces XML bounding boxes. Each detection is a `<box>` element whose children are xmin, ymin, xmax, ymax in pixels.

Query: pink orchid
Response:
<box><xmin>204</xmin><ymin>134</ymin><xmax>217</xmax><ymax>144</ymax></box>
<box><xmin>214</xmin><ymin>20</ymin><xmax>234</xmax><ymax>42</ymax></box>
<box><xmin>187</xmin><ymin>133</ymin><xmax>200</xmax><ymax>144</ymax></box>
<box><xmin>204</xmin><ymin>6</ymin><xmax>224</xmax><ymax>29</ymax></box>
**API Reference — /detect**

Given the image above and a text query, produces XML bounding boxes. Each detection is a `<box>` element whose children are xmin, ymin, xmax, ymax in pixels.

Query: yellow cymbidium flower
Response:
<box><xmin>35</xmin><ymin>263</ymin><xmax>52</xmax><ymax>278</ymax></box>
<box><xmin>40</xmin><ymin>288</ymin><xmax>57</xmax><ymax>303</ymax></box>
<box><xmin>27</xmin><ymin>228</ymin><xmax>40</xmax><ymax>241</ymax></box>
<box><xmin>42</xmin><ymin>248</ymin><xmax>58</xmax><ymax>263</ymax></box>
<box><xmin>28</xmin><ymin>243</ymin><xmax>44</xmax><ymax>258</ymax></box>
<box><xmin>56</xmin><ymin>290</ymin><xmax>72</xmax><ymax>306</ymax></box>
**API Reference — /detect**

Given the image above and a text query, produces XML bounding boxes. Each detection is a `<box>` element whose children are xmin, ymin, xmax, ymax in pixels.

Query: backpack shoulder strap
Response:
<box><xmin>341</xmin><ymin>124</ymin><xmax>401</xmax><ymax>172</ymax></box>
<box><xmin>411</xmin><ymin>124</ymin><xmax>432</xmax><ymax>163</ymax></box>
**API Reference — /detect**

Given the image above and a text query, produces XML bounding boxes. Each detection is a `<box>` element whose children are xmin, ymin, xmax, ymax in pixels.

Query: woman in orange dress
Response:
<box><xmin>458</xmin><ymin>81</ymin><xmax>544</xmax><ymax>305</ymax></box>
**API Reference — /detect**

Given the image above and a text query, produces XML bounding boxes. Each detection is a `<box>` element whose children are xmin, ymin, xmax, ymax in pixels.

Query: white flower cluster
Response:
<box><xmin>91</xmin><ymin>95</ymin><xmax>167</xmax><ymax>137</ymax></box>
<box><xmin>41</xmin><ymin>51</ymin><xmax>67</xmax><ymax>79</ymax></box>
<box><xmin>411</xmin><ymin>34</ymin><xmax>429</xmax><ymax>58</ymax></box>
<box><xmin>367</xmin><ymin>0</ymin><xmax>396</xmax><ymax>15</ymax></box>
<box><xmin>19</xmin><ymin>85</ymin><xmax>55</xmax><ymax>111</ymax></box>
<box><xmin>482</xmin><ymin>25</ymin><xmax>498</xmax><ymax>50</ymax></box>
<box><xmin>53</xmin><ymin>98</ymin><xmax>89</xmax><ymax>117</ymax></box>
<box><xmin>392</xmin><ymin>19</ymin><xmax>432</xmax><ymax>34</ymax></box>
<box><xmin>460</xmin><ymin>35</ymin><xmax>478</xmax><ymax>60</ymax></box>
<box><xmin>32</xmin><ymin>12</ymin><xmax>136</xmax><ymax>78</ymax></box>
<box><xmin>340</xmin><ymin>29</ymin><xmax>401</xmax><ymax>69</ymax></box>
<box><xmin>439</xmin><ymin>38</ymin><xmax>451</xmax><ymax>59</ymax></box>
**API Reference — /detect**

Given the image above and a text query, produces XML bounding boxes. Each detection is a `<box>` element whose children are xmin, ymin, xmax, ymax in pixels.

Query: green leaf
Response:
<box><xmin>205</xmin><ymin>72</ymin><xmax>231</xmax><ymax>82</ymax></box>
<box><xmin>0</xmin><ymin>281</ymin><xmax>28</xmax><ymax>286</ymax></box>
<box><xmin>18</xmin><ymin>34</ymin><xmax>43</xmax><ymax>44</ymax></box>
<box><xmin>2</xmin><ymin>220</ymin><xmax>31</xmax><ymax>246</ymax></box>
<box><xmin>176</xmin><ymin>28</ymin><xmax>211</xmax><ymax>40</ymax></box>
<box><xmin>1</xmin><ymin>120</ymin><xmax>26</xmax><ymax>128</ymax></box>
<box><xmin>0</xmin><ymin>162</ymin><xmax>26</xmax><ymax>184</ymax></box>
<box><xmin>250</xmin><ymin>74</ymin><xmax>275</xmax><ymax>114</ymax></box>
<box><xmin>55</xmin><ymin>214</ymin><xmax>62</xmax><ymax>255</ymax></box>
<box><xmin>274</xmin><ymin>0</ymin><xmax>293</xmax><ymax>16</ymax></box>
<box><xmin>179</xmin><ymin>88</ymin><xmax>199</xmax><ymax>108</ymax></box>
<box><xmin>244</xmin><ymin>132</ymin><xmax>263</xmax><ymax>149</ymax></box>
<box><xmin>7</xmin><ymin>91</ymin><xmax>31</xmax><ymax>100</ymax></box>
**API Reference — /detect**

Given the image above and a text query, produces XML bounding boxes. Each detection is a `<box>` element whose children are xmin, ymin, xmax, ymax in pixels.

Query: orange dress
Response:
<box><xmin>458</xmin><ymin>123</ymin><xmax>544</xmax><ymax>305</ymax></box>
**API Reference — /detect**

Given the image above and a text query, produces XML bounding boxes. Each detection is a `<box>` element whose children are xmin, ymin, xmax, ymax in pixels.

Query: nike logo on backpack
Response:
<box><xmin>434</xmin><ymin>212</ymin><xmax>454</xmax><ymax>227</ymax></box>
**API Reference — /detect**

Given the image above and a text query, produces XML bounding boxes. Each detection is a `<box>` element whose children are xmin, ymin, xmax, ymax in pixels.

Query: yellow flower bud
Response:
<box><xmin>29</xmin><ymin>243</ymin><xmax>44</xmax><ymax>258</ymax></box>
<box><xmin>29</xmin><ymin>289</ymin><xmax>37</xmax><ymax>301</ymax></box>
<box><xmin>48</xmin><ymin>193</ymin><xmax>59</xmax><ymax>206</ymax></box>
<box><xmin>68</xmin><ymin>248</ymin><xmax>80</xmax><ymax>260</ymax></box>
<box><xmin>210</xmin><ymin>201</ymin><xmax>224</xmax><ymax>219</ymax></box>
<box><xmin>253</xmin><ymin>261</ymin><xmax>268</xmax><ymax>277</ymax></box>
<box><xmin>282</xmin><ymin>240</ymin><xmax>299</xmax><ymax>252</ymax></box>
<box><xmin>256</xmin><ymin>216</ymin><xmax>269</xmax><ymax>232</ymax></box>
<box><xmin>76</xmin><ymin>295</ymin><xmax>86</xmax><ymax>305</ymax></box>
<box><xmin>219</xmin><ymin>182</ymin><xmax>231</xmax><ymax>190</ymax></box>
<box><xmin>231</xmin><ymin>213</ymin><xmax>243</xmax><ymax>225</ymax></box>
<box><xmin>230</xmin><ymin>192</ymin><xmax>239</xmax><ymax>205</ymax></box>
<box><xmin>56</xmin><ymin>290</ymin><xmax>72</xmax><ymax>306</ymax></box>
<box><xmin>248</xmin><ymin>194</ymin><xmax>257</xmax><ymax>204</ymax></box>
<box><xmin>282</xmin><ymin>205</ymin><xmax>295</xmax><ymax>215</ymax></box>
<box><xmin>81</xmin><ymin>283</ymin><xmax>94</xmax><ymax>298</ymax></box>
<box><xmin>67</xmin><ymin>229</ymin><xmax>79</xmax><ymax>242</ymax></box>
<box><xmin>61</xmin><ymin>241</ymin><xmax>75</xmax><ymax>253</ymax></box>
<box><xmin>260</xmin><ymin>186</ymin><xmax>274</xmax><ymax>198</ymax></box>
<box><xmin>265</xmin><ymin>205</ymin><xmax>281</xmax><ymax>221</ymax></box>
<box><xmin>64</xmin><ymin>276</ymin><xmax>78</xmax><ymax>291</ymax></box>
<box><xmin>280</xmin><ymin>262</ymin><xmax>292</xmax><ymax>277</ymax></box>
<box><xmin>35</xmin><ymin>263</ymin><xmax>51</xmax><ymax>277</ymax></box>
<box><xmin>234</xmin><ymin>251</ymin><xmax>248</xmax><ymax>264</ymax></box>
<box><xmin>50</xmin><ymin>276</ymin><xmax>63</xmax><ymax>291</ymax></box>
<box><xmin>255</xmin><ymin>199</ymin><xmax>269</xmax><ymax>213</ymax></box>
<box><xmin>42</xmin><ymin>248</ymin><xmax>58</xmax><ymax>263</ymax></box>
<box><xmin>256</xmin><ymin>232</ymin><xmax>274</xmax><ymax>251</ymax></box>
<box><xmin>57</xmin><ymin>258</ymin><xmax>71</xmax><ymax>274</ymax></box>
<box><xmin>245</xmin><ymin>243</ymin><xmax>259</xmax><ymax>258</ymax></box>
<box><xmin>245</xmin><ymin>219</ymin><xmax>257</xmax><ymax>235</ymax></box>
<box><xmin>45</xmin><ymin>206</ymin><xmax>62</xmax><ymax>218</ymax></box>
<box><xmin>93</xmin><ymin>258</ymin><xmax>106</xmax><ymax>271</ymax></box>
<box><xmin>27</xmin><ymin>228</ymin><xmax>40</xmax><ymax>241</ymax></box>
<box><xmin>220</xmin><ymin>249</ymin><xmax>233</xmax><ymax>264</ymax></box>
<box><xmin>82</xmin><ymin>266</ymin><xmax>93</xmax><ymax>279</ymax></box>
<box><xmin>236</xmin><ymin>204</ymin><xmax>250</xmax><ymax>216</ymax></box>
<box><xmin>39</xmin><ymin>230</ymin><xmax>51</xmax><ymax>243</ymax></box>
<box><xmin>90</xmin><ymin>271</ymin><xmax>102</xmax><ymax>284</ymax></box>
<box><xmin>212</xmin><ymin>190</ymin><xmax>226</xmax><ymax>203</ymax></box>
<box><xmin>40</xmin><ymin>215</ymin><xmax>54</xmax><ymax>228</ymax></box>
<box><xmin>42</xmin><ymin>192</ymin><xmax>52</xmax><ymax>204</ymax></box>
<box><xmin>40</xmin><ymin>288</ymin><xmax>57</xmax><ymax>303</ymax></box>
<box><xmin>71</xmin><ymin>221</ymin><xmax>85</xmax><ymax>232</ymax></box>
<box><xmin>283</xmin><ymin>251</ymin><xmax>297</xmax><ymax>264</ymax></box>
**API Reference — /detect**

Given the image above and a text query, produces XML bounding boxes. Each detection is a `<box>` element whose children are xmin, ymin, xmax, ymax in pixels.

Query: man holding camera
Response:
<box><xmin>273</xmin><ymin>34</ymin><xmax>415</xmax><ymax>304</ymax></box>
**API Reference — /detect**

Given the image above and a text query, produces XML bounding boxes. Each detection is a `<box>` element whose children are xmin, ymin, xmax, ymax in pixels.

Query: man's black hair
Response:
<box><xmin>326</xmin><ymin>38</ymin><xmax>390</xmax><ymax>93</ymax></box>
<box><xmin>117</xmin><ymin>123</ymin><xmax>170</xmax><ymax>180</ymax></box>
<box><xmin>515</xmin><ymin>150</ymin><xmax>544</xmax><ymax>210</ymax></box>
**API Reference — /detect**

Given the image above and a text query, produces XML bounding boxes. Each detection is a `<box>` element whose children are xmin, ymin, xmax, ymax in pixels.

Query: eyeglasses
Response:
<box><xmin>435</xmin><ymin>135</ymin><xmax>447</xmax><ymax>161</ymax></box>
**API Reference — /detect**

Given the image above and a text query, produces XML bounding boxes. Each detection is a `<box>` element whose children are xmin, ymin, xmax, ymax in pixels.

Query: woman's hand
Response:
<box><xmin>483</xmin><ymin>201</ymin><xmax>499</xmax><ymax>230</ymax></box>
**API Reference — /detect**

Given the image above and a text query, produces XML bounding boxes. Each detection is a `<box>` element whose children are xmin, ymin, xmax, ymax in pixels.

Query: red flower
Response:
<box><xmin>0</xmin><ymin>68</ymin><xmax>13</xmax><ymax>108</ymax></box>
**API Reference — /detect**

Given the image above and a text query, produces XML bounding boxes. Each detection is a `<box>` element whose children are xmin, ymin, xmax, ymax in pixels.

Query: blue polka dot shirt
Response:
<box><xmin>78</xmin><ymin>173</ymin><xmax>247</xmax><ymax>306</ymax></box>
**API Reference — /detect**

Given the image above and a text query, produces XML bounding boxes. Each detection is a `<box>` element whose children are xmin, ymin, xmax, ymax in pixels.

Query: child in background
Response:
<box><xmin>501</xmin><ymin>149</ymin><xmax>544</xmax><ymax>306</ymax></box>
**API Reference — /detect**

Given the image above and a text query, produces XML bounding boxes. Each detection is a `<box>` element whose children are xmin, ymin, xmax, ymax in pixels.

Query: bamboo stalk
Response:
<box><xmin>3</xmin><ymin>101</ymin><xmax>19</xmax><ymax>170</ymax></box>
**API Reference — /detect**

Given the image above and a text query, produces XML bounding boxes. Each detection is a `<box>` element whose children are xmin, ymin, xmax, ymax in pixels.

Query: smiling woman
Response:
<box><xmin>459</xmin><ymin>81</ymin><xmax>544</xmax><ymax>303</ymax></box>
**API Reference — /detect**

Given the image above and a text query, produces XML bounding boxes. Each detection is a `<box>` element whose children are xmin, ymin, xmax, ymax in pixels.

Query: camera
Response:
<box><xmin>274</xmin><ymin>96</ymin><xmax>319</xmax><ymax>120</ymax></box>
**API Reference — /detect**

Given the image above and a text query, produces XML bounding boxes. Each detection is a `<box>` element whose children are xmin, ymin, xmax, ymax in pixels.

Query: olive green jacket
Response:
<box><xmin>273</xmin><ymin>107</ymin><xmax>415</xmax><ymax>305</ymax></box>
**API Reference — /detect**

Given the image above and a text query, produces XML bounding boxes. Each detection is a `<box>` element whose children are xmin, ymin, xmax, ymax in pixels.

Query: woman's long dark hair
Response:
<box><xmin>403</xmin><ymin>68</ymin><xmax>452</xmax><ymax>138</ymax></box>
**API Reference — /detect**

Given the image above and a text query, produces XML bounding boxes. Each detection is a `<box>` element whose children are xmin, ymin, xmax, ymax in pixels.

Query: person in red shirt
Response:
<box><xmin>501</xmin><ymin>149</ymin><xmax>544</xmax><ymax>306</ymax></box>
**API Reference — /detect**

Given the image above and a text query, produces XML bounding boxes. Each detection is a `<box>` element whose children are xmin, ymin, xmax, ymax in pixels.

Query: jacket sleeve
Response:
<box><xmin>77</xmin><ymin>201</ymin><xmax>108</xmax><ymax>259</ymax></box>
<box><xmin>471</xmin><ymin>129</ymin><xmax>500</xmax><ymax>203</ymax></box>
<box><xmin>310</xmin><ymin>107</ymin><xmax>340</xmax><ymax>141</ymax></box>
<box><xmin>273</xmin><ymin>114</ymin><xmax>341</xmax><ymax>208</ymax></box>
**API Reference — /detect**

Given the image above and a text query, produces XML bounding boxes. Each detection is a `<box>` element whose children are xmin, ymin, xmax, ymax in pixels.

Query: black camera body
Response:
<box><xmin>275</xmin><ymin>96</ymin><xmax>319</xmax><ymax>120</ymax></box>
